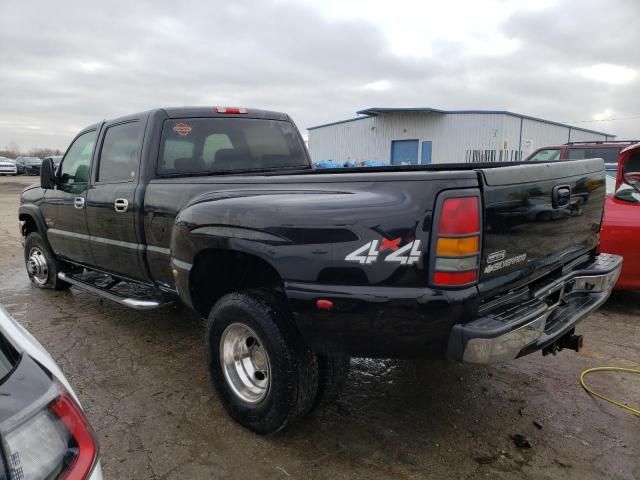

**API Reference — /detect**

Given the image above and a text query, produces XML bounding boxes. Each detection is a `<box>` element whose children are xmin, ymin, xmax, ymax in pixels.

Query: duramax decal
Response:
<box><xmin>483</xmin><ymin>253</ymin><xmax>527</xmax><ymax>274</ymax></box>
<box><xmin>345</xmin><ymin>238</ymin><xmax>422</xmax><ymax>265</ymax></box>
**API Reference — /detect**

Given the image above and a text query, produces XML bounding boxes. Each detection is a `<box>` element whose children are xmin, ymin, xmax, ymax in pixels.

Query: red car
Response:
<box><xmin>600</xmin><ymin>143</ymin><xmax>640</xmax><ymax>289</ymax></box>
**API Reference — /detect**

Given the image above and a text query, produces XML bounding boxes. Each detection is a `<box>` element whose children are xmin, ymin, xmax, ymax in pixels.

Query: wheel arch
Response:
<box><xmin>18</xmin><ymin>206</ymin><xmax>48</xmax><ymax>238</ymax></box>
<box><xmin>188</xmin><ymin>248</ymin><xmax>286</xmax><ymax>318</ymax></box>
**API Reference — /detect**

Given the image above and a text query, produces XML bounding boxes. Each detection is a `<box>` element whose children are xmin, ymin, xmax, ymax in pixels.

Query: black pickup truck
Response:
<box><xmin>19</xmin><ymin>107</ymin><xmax>622</xmax><ymax>433</ymax></box>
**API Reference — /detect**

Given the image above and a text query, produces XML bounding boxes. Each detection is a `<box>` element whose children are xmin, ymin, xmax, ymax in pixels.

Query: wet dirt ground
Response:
<box><xmin>0</xmin><ymin>176</ymin><xmax>638</xmax><ymax>479</ymax></box>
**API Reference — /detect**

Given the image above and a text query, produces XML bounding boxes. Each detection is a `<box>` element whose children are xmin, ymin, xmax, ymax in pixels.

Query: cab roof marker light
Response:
<box><xmin>215</xmin><ymin>107</ymin><xmax>248</xmax><ymax>114</ymax></box>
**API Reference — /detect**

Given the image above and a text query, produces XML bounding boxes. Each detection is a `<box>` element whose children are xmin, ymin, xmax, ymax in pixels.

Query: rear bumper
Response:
<box><xmin>285</xmin><ymin>253</ymin><xmax>621</xmax><ymax>360</ymax></box>
<box><xmin>447</xmin><ymin>253</ymin><xmax>622</xmax><ymax>364</ymax></box>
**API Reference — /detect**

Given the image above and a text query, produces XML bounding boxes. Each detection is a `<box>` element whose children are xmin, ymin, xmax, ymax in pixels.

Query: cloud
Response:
<box><xmin>576</xmin><ymin>64</ymin><xmax>637</xmax><ymax>86</ymax></box>
<box><xmin>361</xmin><ymin>80</ymin><xmax>392</xmax><ymax>92</ymax></box>
<box><xmin>0</xmin><ymin>0</ymin><xmax>638</xmax><ymax>151</ymax></box>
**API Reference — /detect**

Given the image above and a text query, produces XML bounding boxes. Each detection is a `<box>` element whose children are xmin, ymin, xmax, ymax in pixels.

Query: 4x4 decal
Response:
<box><xmin>345</xmin><ymin>238</ymin><xmax>422</xmax><ymax>265</ymax></box>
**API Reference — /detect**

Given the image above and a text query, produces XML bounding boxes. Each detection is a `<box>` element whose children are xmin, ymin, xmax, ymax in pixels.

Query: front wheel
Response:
<box><xmin>23</xmin><ymin>232</ymin><xmax>70</xmax><ymax>290</ymax></box>
<box><xmin>205</xmin><ymin>289</ymin><xmax>319</xmax><ymax>434</ymax></box>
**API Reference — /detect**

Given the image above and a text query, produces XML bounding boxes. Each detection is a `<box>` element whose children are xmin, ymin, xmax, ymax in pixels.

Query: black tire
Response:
<box><xmin>205</xmin><ymin>289</ymin><xmax>319</xmax><ymax>434</ymax></box>
<box><xmin>315</xmin><ymin>354</ymin><xmax>350</xmax><ymax>407</ymax></box>
<box><xmin>24</xmin><ymin>232</ymin><xmax>71</xmax><ymax>290</ymax></box>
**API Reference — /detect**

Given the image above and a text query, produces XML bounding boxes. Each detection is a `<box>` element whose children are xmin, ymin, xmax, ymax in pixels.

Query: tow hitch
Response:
<box><xmin>542</xmin><ymin>329</ymin><xmax>584</xmax><ymax>356</ymax></box>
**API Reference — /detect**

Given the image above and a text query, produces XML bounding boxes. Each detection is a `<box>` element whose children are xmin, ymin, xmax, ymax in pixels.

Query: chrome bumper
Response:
<box><xmin>449</xmin><ymin>253</ymin><xmax>622</xmax><ymax>364</ymax></box>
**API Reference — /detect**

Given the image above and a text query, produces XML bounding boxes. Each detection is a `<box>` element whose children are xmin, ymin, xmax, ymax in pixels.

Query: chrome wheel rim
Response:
<box><xmin>27</xmin><ymin>247</ymin><xmax>49</xmax><ymax>285</ymax></box>
<box><xmin>220</xmin><ymin>323</ymin><xmax>271</xmax><ymax>404</ymax></box>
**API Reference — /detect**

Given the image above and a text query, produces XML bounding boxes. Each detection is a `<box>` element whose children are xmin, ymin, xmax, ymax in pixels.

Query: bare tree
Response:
<box><xmin>0</xmin><ymin>143</ymin><xmax>63</xmax><ymax>159</ymax></box>
<box><xmin>0</xmin><ymin>142</ymin><xmax>21</xmax><ymax>158</ymax></box>
<box><xmin>28</xmin><ymin>148</ymin><xmax>63</xmax><ymax>158</ymax></box>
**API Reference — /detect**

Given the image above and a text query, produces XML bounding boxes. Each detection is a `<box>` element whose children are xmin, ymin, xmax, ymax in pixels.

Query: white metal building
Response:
<box><xmin>307</xmin><ymin>108</ymin><xmax>615</xmax><ymax>165</ymax></box>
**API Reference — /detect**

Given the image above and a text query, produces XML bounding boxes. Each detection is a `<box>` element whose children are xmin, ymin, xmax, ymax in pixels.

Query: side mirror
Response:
<box><xmin>40</xmin><ymin>158</ymin><xmax>56</xmax><ymax>190</ymax></box>
<box><xmin>613</xmin><ymin>182</ymin><xmax>640</xmax><ymax>203</ymax></box>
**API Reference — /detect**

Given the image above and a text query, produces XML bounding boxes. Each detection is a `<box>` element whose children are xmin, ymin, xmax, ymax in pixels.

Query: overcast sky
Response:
<box><xmin>1</xmin><ymin>0</ymin><xmax>639</xmax><ymax>151</ymax></box>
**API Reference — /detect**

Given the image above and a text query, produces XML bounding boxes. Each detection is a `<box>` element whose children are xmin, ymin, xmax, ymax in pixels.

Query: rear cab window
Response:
<box><xmin>158</xmin><ymin>118</ymin><xmax>309</xmax><ymax>175</ymax></box>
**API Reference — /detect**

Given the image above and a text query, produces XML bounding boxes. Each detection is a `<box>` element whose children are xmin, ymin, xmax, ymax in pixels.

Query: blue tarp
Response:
<box><xmin>362</xmin><ymin>160</ymin><xmax>386</xmax><ymax>167</ymax></box>
<box><xmin>314</xmin><ymin>160</ymin><xmax>387</xmax><ymax>169</ymax></box>
<box><xmin>314</xmin><ymin>160</ymin><xmax>343</xmax><ymax>169</ymax></box>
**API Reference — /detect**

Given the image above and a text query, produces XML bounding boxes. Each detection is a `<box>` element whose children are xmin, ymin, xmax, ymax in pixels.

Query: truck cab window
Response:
<box><xmin>202</xmin><ymin>134</ymin><xmax>233</xmax><ymax>165</ymax></box>
<box><xmin>162</xmin><ymin>139</ymin><xmax>194</xmax><ymax>171</ymax></box>
<box><xmin>528</xmin><ymin>149</ymin><xmax>561</xmax><ymax>162</ymax></box>
<box><xmin>568</xmin><ymin>147</ymin><xmax>619</xmax><ymax>164</ymax></box>
<box><xmin>98</xmin><ymin>122</ymin><xmax>142</xmax><ymax>182</ymax></box>
<box><xmin>158</xmin><ymin>118</ymin><xmax>308</xmax><ymax>175</ymax></box>
<box><xmin>59</xmin><ymin>130</ymin><xmax>97</xmax><ymax>193</ymax></box>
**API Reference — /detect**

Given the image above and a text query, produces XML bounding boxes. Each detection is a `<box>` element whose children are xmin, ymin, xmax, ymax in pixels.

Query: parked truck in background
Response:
<box><xmin>525</xmin><ymin>140</ymin><xmax>638</xmax><ymax>167</ymax></box>
<box><xmin>18</xmin><ymin>107</ymin><xmax>622</xmax><ymax>433</ymax></box>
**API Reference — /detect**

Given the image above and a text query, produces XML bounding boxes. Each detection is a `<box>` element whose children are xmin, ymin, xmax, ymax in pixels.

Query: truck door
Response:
<box><xmin>42</xmin><ymin>129</ymin><xmax>97</xmax><ymax>265</ymax></box>
<box><xmin>85</xmin><ymin>119</ymin><xmax>147</xmax><ymax>281</ymax></box>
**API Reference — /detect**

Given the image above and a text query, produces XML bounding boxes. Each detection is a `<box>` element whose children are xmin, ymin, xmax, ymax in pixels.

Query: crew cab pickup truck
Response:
<box><xmin>19</xmin><ymin>107</ymin><xmax>622</xmax><ymax>434</ymax></box>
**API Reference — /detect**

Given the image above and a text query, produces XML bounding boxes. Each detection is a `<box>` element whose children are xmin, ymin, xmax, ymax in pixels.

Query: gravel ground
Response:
<box><xmin>0</xmin><ymin>175</ymin><xmax>638</xmax><ymax>479</ymax></box>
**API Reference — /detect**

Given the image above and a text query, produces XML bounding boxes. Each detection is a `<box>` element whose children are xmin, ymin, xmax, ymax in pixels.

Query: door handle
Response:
<box><xmin>114</xmin><ymin>198</ymin><xmax>129</xmax><ymax>213</ymax></box>
<box><xmin>74</xmin><ymin>197</ymin><xmax>85</xmax><ymax>209</ymax></box>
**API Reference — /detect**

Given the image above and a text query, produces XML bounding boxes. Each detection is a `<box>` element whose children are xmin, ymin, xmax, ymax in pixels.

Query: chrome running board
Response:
<box><xmin>58</xmin><ymin>272</ymin><xmax>172</xmax><ymax>310</ymax></box>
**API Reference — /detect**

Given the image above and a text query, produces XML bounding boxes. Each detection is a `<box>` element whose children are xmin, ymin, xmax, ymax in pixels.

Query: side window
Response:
<box><xmin>98</xmin><ymin>122</ymin><xmax>142</xmax><ymax>182</ymax></box>
<box><xmin>528</xmin><ymin>149</ymin><xmax>561</xmax><ymax>162</ymax></box>
<box><xmin>597</xmin><ymin>148</ymin><xmax>620</xmax><ymax>163</ymax></box>
<box><xmin>567</xmin><ymin>149</ymin><xmax>587</xmax><ymax>160</ymax></box>
<box><xmin>59</xmin><ymin>130</ymin><xmax>97</xmax><ymax>193</ymax></box>
<box><xmin>568</xmin><ymin>147</ymin><xmax>619</xmax><ymax>163</ymax></box>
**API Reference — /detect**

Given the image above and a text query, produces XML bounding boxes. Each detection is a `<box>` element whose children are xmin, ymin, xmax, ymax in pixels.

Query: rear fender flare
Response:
<box><xmin>170</xmin><ymin>225</ymin><xmax>287</xmax><ymax>310</ymax></box>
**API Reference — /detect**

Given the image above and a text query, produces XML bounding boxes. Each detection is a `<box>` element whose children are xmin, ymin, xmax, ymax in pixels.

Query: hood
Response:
<box><xmin>22</xmin><ymin>183</ymin><xmax>41</xmax><ymax>193</ymax></box>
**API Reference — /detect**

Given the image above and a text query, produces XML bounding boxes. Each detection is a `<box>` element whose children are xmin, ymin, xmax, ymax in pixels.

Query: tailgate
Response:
<box><xmin>478</xmin><ymin>158</ymin><xmax>605</xmax><ymax>297</ymax></box>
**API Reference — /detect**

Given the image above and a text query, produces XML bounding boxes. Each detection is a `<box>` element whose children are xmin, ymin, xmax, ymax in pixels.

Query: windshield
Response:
<box><xmin>158</xmin><ymin>118</ymin><xmax>309</xmax><ymax>175</ymax></box>
<box><xmin>526</xmin><ymin>149</ymin><xmax>561</xmax><ymax>162</ymax></box>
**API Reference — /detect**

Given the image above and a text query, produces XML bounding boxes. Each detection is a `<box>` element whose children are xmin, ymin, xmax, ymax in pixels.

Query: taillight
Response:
<box><xmin>2</xmin><ymin>384</ymin><xmax>98</xmax><ymax>480</ymax></box>
<box><xmin>215</xmin><ymin>107</ymin><xmax>247</xmax><ymax>114</ymax></box>
<box><xmin>431</xmin><ymin>193</ymin><xmax>481</xmax><ymax>287</ymax></box>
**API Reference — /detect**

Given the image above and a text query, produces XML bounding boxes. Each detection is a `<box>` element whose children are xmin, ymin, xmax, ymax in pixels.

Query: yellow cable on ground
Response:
<box><xmin>580</xmin><ymin>367</ymin><xmax>640</xmax><ymax>415</ymax></box>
